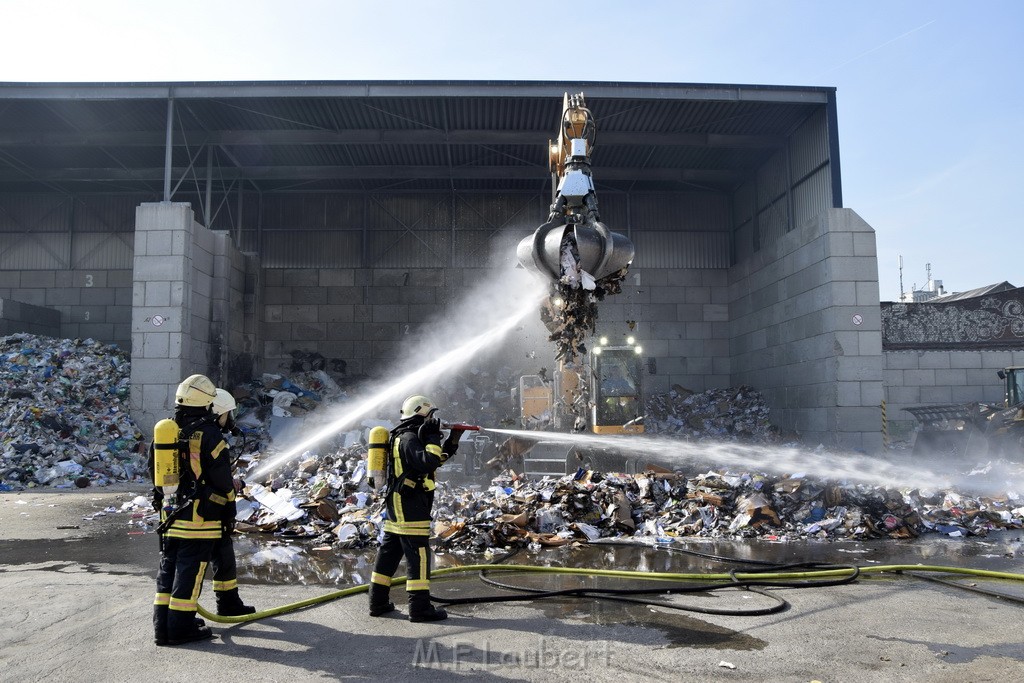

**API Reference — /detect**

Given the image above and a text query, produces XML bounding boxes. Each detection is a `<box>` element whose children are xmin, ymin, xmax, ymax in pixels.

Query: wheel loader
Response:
<box><xmin>905</xmin><ymin>366</ymin><xmax>1024</xmax><ymax>460</ymax></box>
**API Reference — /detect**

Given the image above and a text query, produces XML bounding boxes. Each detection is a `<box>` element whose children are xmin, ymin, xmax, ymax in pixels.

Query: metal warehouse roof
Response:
<box><xmin>0</xmin><ymin>80</ymin><xmax>836</xmax><ymax>196</ymax></box>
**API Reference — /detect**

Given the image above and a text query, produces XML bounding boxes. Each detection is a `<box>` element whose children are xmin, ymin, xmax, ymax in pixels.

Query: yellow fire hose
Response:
<box><xmin>197</xmin><ymin>563</ymin><xmax>1024</xmax><ymax>624</ymax></box>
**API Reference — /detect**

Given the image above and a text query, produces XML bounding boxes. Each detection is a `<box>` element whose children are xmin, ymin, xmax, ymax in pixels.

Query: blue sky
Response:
<box><xmin>3</xmin><ymin>0</ymin><xmax>1021</xmax><ymax>300</ymax></box>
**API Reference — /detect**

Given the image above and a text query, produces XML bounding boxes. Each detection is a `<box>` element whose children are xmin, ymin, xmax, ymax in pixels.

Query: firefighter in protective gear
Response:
<box><xmin>368</xmin><ymin>394</ymin><xmax>464</xmax><ymax>621</ymax></box>
<box><xmin>152</xmin><ymin>374</ymin><xmax>236</xmax><ymax>646</ymax></box>
<box><xmin>208</xmin><ymin>388</ymin><xmax>256</xmax><ymax>617</ymax></box>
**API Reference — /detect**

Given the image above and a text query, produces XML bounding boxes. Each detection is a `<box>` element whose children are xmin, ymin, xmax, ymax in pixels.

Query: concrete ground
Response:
<box><xmin>2</xmin><ymin>486</ymin><xmax>1024</xmax><ymax>682</ymax></box>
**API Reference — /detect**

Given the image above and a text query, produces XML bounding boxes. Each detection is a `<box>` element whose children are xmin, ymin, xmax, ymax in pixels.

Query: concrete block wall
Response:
<box><xmin>0</xmin><ymin>268</ymin><xmax>132</xmax><ymax>346</ymax></box>
<box><xmin>130</xmin><ymin>202</ymin><xmax>232</xmax><ymax>431</ymax></box>
<box><xmin>129</xmin><ymin>202</ymin><xmax>260</xmax><ymax>431</ymax></box>
<box><xmin>595</xmin><ymin>267</ymin><xmax>731</xmax><ymax>395</ymax></box>
<box><xmin>261</xmin><ymin>266</ymin><xmax>449</xmax><ymax>376</ymax></box>
<box><xmin>211</xmin><ymin>232</ymin><xmax>260</xmax><ymax>389</ymax></box>
<box><xmin>884</xmin><ymin>349</ymin><xmax>1024</xmax><ymax>440</ymax></box>
<box><xmin>0</xmin><ymin>298</ymin><xmax>60</xmax><ymax>337</ymax></box>
<box><xmin>729</xmin><ymin>209</ymin><xmax>884</xmax><ymax>451</ymax></box>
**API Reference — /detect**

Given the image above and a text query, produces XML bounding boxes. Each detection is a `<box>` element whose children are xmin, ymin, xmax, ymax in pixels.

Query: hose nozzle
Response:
<box><xmin>442</xmin><ymin>423</ymin><xmax>481</xmax><ymax>431</ymax></box>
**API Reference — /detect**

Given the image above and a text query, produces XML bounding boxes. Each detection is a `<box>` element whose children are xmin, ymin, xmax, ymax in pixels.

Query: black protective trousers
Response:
<box><xmin>210</xmin><ymin>533</ymin><xmax>239</xmax><ymax>593</ymax></box>
<box><xmin>371</xmin><ymin>532</ymin><xmax>432</xmax><ymax>592</ymax></box>
<box><xmin>154</xmin><ymin>536</ymin><xmax>214</xmax><ymax>633</ymax></box>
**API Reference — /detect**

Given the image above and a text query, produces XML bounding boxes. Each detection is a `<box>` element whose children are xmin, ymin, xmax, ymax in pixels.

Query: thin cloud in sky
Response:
<box><xmin>818</xmin><ymin>19</ymin><xmax>938</xmax><ymax>77</ymax></box>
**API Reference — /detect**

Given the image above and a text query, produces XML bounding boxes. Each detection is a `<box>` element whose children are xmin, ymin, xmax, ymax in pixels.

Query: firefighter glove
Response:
<box><xmin>418</xmin><ymin>413</ymin><xmax>442</xmax><ymax>445</ymax></box>
<box><xmin>442</xmin><ymin>428</ymin><xmax>465</xmax><ymax>457</ymax></box>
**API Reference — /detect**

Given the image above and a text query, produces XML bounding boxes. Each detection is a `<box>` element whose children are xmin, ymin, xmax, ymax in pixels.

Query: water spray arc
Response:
<box><xmin>484</xmin><ymin>428</ymin><xmax>1022</xmax><ymax>494</ymax></box>
<box><xmin>251</xmin><ymin>294</ymin><xmax>544</xmax><ymax>479</ymax></box>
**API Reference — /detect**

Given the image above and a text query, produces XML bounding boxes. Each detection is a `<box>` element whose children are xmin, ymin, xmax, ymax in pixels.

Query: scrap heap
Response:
<box><xmin>0</xmin><ymin>333</ymin><xmax>144</xmax><ymax>489</ymax></box>
<box><xmin>645</xmin><ymin>385</ymin><xmax>776</xmax><ymax>441</ymax></box>
<box><xmin>195</xmin><ymin>448</ymin><xmax>1024</xmax><ymax>554</ymax></box>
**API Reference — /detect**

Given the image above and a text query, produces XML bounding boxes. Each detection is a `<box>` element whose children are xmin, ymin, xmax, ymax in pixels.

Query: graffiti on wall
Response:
<box><xmin>882</xmin><ymin>287</ymin><xmax>1024</xmax><ymax>350</ymax></box>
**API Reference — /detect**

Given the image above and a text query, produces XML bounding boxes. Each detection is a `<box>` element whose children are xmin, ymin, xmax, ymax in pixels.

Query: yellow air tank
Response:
<box><xmin>367</xmin><ymin>426</ymin><xmax>389</xmax><ymax>490</ymax></box>
<box><xmin>152</xmin><ymin>418</ymin><xmax>181</xmax><ymax>494</ymax></box>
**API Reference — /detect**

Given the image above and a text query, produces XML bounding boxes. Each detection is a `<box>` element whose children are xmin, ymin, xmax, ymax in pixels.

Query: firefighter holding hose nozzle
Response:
<box><xmin>367</xmin><ymin>395</ymin><xmax>466</xmax><ymax>622</ymax></box>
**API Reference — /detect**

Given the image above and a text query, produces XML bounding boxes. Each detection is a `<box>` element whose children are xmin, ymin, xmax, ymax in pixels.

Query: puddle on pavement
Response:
<box><xmin>7</xmin><ymin>516</ymin><xmax>1024</xmax><ymax>651</ymax></box>
<box><xmin>868</xmin><ymin>634</ymin><xmax>1024</xmax><ymax>665</ymax></box>
<box><xmin>0</xmin><ymin>534</ymin><xmax>154</xmax><ymax>575</ymax></box>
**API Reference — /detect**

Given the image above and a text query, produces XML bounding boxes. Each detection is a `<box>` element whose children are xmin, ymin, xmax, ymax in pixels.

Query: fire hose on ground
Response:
<box><xmin>196</xmin><ymin>559</ymin><xmax>1024</xmax><ymax>624</ymax></box>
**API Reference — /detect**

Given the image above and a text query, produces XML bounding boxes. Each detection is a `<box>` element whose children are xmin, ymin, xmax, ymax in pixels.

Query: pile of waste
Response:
<box><xmin>144</xmin><ymin>423</ymin><xmax>1024</xmax><ymax>554</ymax></box>
<box><xmin>0</xmin><ymin>333</ymin><xmax>144</xmax><ymax>490</ymax></box>
<box><xmin>645</xmin><ymin>385</ymin><xmax>776</xmax><ymax>442</ymax></box>
<box><xmin>429</xmin><ymin>467</ymin><xmax>1024</xmax><ymax>549</ymax></box>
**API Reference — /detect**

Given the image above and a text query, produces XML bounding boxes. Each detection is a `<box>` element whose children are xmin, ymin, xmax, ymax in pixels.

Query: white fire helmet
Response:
<box><xmin>400</xmin><ymin>395</ymin><xmax>436</xmax><ymax>419</ymax></box>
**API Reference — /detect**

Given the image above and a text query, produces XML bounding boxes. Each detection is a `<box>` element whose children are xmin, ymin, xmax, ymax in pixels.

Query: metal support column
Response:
<box><xmin>204</xmin><ymin>145</ymin><xmax>213</xmax><ymax>228</ymax></box>
<box><xmin>163</xmin><ymin>97</ymin><xmax>174</xmax><ymax>201</ymax></box>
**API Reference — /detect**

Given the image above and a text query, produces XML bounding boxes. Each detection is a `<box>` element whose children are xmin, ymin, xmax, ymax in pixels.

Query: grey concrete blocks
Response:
<box><xmin>827</xmin><ymin>232</ymin><xmax>854</xmax><ymax>257</ymax></box>
<box><xmin>886</xmin><ymin>352</ymin><xmax>920</xmax><ymax>370</ymax></box>
<box><xmin>947</xmin><ymin>351</ymin><xmax>983</xmax><ymax>368</ymax></box>
<box><xmin>980</xmin><ymin>351</ymin><xmax>1015</xmax><ymax>369</ymax></box>
<box><xmin>292</xmin><ymin>286</ymin><xmax>329</xmax><ymax>305</ymax></box>
<box><xmin>902</xmin><ymin>369</ymin><xmax>936</xmax><ymax>386</ymax></box>
<box><xmin>80</xmin><ymin>288</ymin><xmax>117</xmax><ymax>306</ymax></box>
<box><xmin>282</xmin><ymin>305</ymin><xmax>318</xmax><ymax>323</ymax></box>
<box><xmin>826</xmin><ymin>256</ymin><xmax>879</xmax><ymax>283</ymax></box>
<box><xmin>852</xmin><ymin>231</ymin><xmax>877</xmax><ymax>257</ymax></box>
<box><xmin>263</xmin><ymin>287</ymin><xmax>291</xmax><ymax>304</ymax></box>
<box><xmin>19</xmin><ymin>271</ymin><xmax>56</xmax><ymax>289</ymax></box>
<box><xmin>371</xmin><ymin>304</ymin><xmax>409</xmax><ymax>323</ymax></box>
<box><xmin>920</xmin><ymin>386</ymin><xmax>953</xmax><ymax>403</ymax></box>
<box><xmin>319</xmin><ymin>269</ymin><xmax>355</xmax><ymax>287</ymax></box>
<box><xmin>918</xmin><ymin>354</ymin><xmax>952</xmax><ymax>370</ymax></box>
<box><xmin>703</xmin><ymin>303</ymin><xmax>728</xmax><ymax>322</ymax></box>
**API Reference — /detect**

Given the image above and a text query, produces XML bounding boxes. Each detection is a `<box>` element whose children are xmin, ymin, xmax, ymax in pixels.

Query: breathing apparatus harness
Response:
<box><xmin>153</xmin><ymin>413</ymin><xmax>218</xmax><ymax>544</ymax></box>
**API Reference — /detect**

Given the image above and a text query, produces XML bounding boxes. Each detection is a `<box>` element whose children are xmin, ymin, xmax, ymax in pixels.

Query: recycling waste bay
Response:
<box><xmin>4</xmin><ymin>333</ymin><xmax>1024</xmax><ymax>563</ymax></box>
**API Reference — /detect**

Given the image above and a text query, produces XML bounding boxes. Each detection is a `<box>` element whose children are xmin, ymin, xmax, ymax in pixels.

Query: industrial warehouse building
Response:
<box><xmin>0</xmin><ymin>80</ymin><xmax>896</xmax><ymax>450</ymax></box>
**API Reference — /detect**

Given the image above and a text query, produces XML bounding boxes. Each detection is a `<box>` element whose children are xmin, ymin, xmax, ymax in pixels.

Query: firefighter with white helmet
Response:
<box><xmin>152</xmin><ymin>374</ymin><xmax>236</xmax><ymax>646</ymax></box>
<box><xmin>368</xmin><ymin>394</ymin><xmax>464</xmax><ymax>621</ymax></box>
<box><xmin>206</xmin><ymin>388</ymin><xmax>256</xmax><ymax>617</ymax></box>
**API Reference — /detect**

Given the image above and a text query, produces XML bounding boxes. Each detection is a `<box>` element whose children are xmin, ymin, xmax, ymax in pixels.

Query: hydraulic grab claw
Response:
<box><xmin>517</xmin><ymin>93</ymin><xmax>634</xmax><ymax>284</ymax></box>
<box><xmin>517</xmin><ymin>93</ymin><xmax>634</xmax><ymax>363</ymax></box>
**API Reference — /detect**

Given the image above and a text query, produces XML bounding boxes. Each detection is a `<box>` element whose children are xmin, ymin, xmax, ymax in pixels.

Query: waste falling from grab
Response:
<box><xmin>251</xmin><ymin>278</ymin><xmax>547</xmax><ymax>480</ymax></box>
<box><xmin>485</xmin><ymin>428</ymin><xmax>1022</xmax><ymax>495</ymax></box>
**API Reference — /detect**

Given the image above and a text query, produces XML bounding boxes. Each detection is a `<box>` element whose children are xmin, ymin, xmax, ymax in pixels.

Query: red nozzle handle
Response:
<box><xmin>443</xmin><ymin>423</ymin><xmax>480</xmax><ymax>431</ymax></box>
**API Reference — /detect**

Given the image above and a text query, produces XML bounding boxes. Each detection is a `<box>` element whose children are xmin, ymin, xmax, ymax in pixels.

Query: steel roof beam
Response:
<box><xmin>0</xmin><ymin>81</ymin><xmax>833</xmax><ymax>103</ymax></box>
<box><xmin>0</xmin><ymin>165</ymin><xmax>739</xmax><ymax>183</ymax></box>
<box><xmin>0</xmin><ymin>129</ymin><xmax>784</xmax><ymax>149</ymax></box>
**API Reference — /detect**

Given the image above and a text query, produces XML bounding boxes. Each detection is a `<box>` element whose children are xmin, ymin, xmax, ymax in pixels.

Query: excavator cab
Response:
<box><xmin>590</xmin><ymin>336</ymin><xmax>644</xmax><ymax>435</ymax></box>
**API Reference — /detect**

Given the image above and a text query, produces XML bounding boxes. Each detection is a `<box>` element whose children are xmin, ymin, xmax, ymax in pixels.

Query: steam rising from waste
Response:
<box><xmin>252</xmin><ymin>269</ymin><xmax>548</xmax><ymax>479</ymax></box>
<box><xmin>485</xmin><ymin>428</ymin><xmax>1024</xmax><ymax>495</ymax></box>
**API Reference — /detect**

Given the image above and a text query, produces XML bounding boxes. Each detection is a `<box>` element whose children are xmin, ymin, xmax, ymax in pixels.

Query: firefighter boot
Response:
<box><xmin>166</xmin><ymin>610</ymin><xmax>214</xmax><ymax>646</ymax></box>
<box><xmin>368</xmin><ymin>583</ymin><xmax>395</xmax><ymax>617</ymax></box>
<box><xmin>216</xmin><ymin>588</ymin><xmax>256</xmax><ymax>616</ymax></box>
<box><xmin>153</xmin><ymin>605</ymin><xmax>168</xmax><ymax>646</ymax></box>
<box><xmin>408</xmin><ymin>591</ymin><xmax>447</xmax><ymax>622</ymax></box>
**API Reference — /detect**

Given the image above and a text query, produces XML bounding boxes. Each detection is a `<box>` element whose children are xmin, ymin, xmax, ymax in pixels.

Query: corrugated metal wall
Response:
<box><xmin>0</xmin><ymin>194</ymin><xmax>137</xmax><ymax>269</ymax></box>
<box><xmin>632</xmin><ymin>231</ymin><xmax>731</xmax><ymax>269</ymax></box>
<box><xmin>732</xmin><ymin>108</ymin><xmax>833</xmax><ymax>257</ymax></box>
<box><xmin>255</xmin><ymin>190</ymin><xmax>732</xmax><ymax>268</ymax></box>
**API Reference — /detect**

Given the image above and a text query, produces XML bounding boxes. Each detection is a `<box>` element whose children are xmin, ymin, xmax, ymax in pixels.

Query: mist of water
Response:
<box><xmin>251</xmin><ymin>269</ymin><xmax>548</xmax><ymax>479</ymax></box>
<box><xmin>485</xmin><ymin>428</ymin><xmax>1024</xmax><ymax>495</ymax></box>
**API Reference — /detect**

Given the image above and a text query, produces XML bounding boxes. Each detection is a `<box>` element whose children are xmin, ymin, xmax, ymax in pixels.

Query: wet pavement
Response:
<box><xmin>4</xmin><ymin>487</ymin><xmax>1024</xmax><ymax>681</ymax></box>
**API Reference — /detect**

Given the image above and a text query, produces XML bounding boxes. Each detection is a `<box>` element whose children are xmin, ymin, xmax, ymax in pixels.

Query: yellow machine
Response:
<box><xmin>515</xmin><ymin>92</ymin><xmax>634</xmax><ymax>285</ymax></box>
<box><xmin>589</xmin><ymin>335</ymin><xmax>645</xmax><ymax>435</ymax></box>
<box><xmin>152</xmin><ymin>418</ymin><xmax>181</xmax><ymax>494</ymax></box>
<box><xmin>366</xmin><ymin>425</ymin><xmax>390</xmax><ymax>491</ymax></box>
<box><xmin>517</xmin><ymin>335</ymin><xmax>644</xmax><ymax>436</ymax></box>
